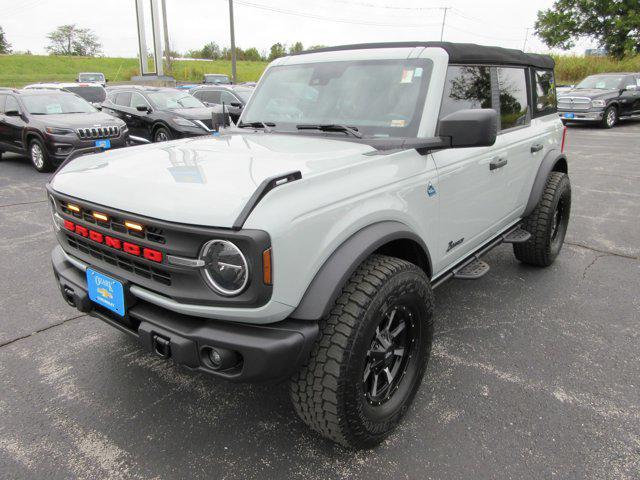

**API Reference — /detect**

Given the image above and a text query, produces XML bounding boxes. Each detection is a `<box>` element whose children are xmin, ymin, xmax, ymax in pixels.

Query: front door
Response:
<box><xmin>432</xmin><ymin>65</ymin><xmax>504</xmax><ymax>268</ymax></box>
<box><xmin>619</xmin><ymin>76</ymin><xmax>640</xmax><ymax>116</ymax></box>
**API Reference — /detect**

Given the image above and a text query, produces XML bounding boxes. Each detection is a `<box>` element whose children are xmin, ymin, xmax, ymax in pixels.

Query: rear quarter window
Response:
<box><xmin>532</xmin><ymin>69</ymin><xmax>557</xmax><ymax>116</ymax></box>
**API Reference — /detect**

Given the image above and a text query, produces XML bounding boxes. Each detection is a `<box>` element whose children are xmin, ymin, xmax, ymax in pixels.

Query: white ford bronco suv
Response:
<box><xmin>48</xmin><ymin>42</ymin><xmax>570</xmax><ymax>449</ymax></box>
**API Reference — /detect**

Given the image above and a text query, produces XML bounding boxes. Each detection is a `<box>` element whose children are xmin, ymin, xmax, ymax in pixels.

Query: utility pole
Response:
<box><xmin>522</xmin><ymin>27</ymin><xmax>530</xmax><ymax>51</ymax></box>
<box><xmin>229</xmin><ymin>0</ymin><xmax>237</xmax><ymax>83</ymax></box>
<box><xmin>440</xmin><ymin>7</ymin><xmax>449</xmax><ymax>42</ymax></box>
<box><xmin>161</xmin><ymin>0</ymin><xmax>171</xmax><ymax>73</ymax></box>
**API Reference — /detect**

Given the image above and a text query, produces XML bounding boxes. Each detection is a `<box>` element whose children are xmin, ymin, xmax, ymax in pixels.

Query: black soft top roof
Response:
<box><xmin>295</xmin><ymin>41</ymin><xmax>554</xmax><ymax>70</ymax></box>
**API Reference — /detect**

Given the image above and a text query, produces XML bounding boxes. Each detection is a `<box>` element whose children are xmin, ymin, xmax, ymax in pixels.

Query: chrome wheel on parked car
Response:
<box><xmin>602</xmin><ymin>106</ymin><xmax>617</xmax><ymax>129</ymax></box>
<box><xmin>28</xmin><ymin>139</ymin><xmax>53</xmax><ymax>173</ymax></box>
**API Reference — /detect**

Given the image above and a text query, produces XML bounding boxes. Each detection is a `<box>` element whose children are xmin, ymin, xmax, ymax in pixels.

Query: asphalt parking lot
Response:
<box><xmin>1</xmin><ymin>121</ymin><xmax>639</xmax><ymax>479</ymax></box>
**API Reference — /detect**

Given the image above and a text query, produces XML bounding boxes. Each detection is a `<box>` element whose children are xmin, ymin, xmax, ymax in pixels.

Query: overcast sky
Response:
<box><xmin>0</xmin><ymin>0</ymin><xmax>595</xmax><ymax>58</ymax></box>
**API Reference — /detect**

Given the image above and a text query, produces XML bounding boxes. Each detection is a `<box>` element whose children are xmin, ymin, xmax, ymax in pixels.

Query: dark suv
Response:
<box><xmin>558</xmin><ymin>72</ymin><xmax>640</xmax><ymax>128</ymax></box>
<box><xmin>102</xmin><ymin>87</ymin><xmax>224</xmax><ymax>142</ymax></box>
<box><xmin>0</xmin><ymin>88</ymin><xmax>128</xmax><ymax>172</ymax></box>
<box><xmin>189</xmin><ymin>85</ymin><xmax>253</xmax><ymax>123</ymax></box>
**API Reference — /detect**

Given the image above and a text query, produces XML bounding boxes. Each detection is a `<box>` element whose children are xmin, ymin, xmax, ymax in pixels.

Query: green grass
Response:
<box><xmin>1</xmin><ymin>53</ymin><xmax>639</xmax><ymax>88</ymax></box>
<box><xmin>553</xmin><ymin>54</ymin><xmax>640</xmax><ymax>84</ymax></box>
<box><xmin>0</xmin><ymin>54</ymin><xmax>268</xmax><ymax>87</ymax></box>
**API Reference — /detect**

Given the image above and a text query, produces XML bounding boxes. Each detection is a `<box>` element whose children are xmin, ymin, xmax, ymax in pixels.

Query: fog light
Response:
<box><xmin>209</xmin><ymin>349</ymin><xmax>223</xmax><ymax>368</ymax></box>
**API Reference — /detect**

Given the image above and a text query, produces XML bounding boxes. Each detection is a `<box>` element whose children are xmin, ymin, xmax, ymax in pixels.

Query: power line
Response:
<box><xmin>440</xmin><ymin>7</ymin><xmax>450</xmax><ymax>41</ymax></box>
<box><xmin>229</xmin><ymin>0</ymin><xmax>442</xmax><ymax>28</ymax></box>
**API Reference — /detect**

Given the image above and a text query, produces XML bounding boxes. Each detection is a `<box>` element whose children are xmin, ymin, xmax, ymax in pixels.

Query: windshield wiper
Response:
<box><xmin>296</xmin><ymin>124</ymin><xmax>362</xmax><ymax>138</ymax></box>
<box><xmin>237</xmin><ymin>121</ymin><xmax>275</xmax><ymax>132</ymax></box>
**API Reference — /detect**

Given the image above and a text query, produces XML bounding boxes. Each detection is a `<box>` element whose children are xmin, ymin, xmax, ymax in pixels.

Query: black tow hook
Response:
<box><xmin>152</xmin><ymin>335</ymin><xmax>171</xmax><ymax>359</ymax></box>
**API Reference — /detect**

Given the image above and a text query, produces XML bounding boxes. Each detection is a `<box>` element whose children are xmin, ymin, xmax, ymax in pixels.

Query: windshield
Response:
<box><xmin>234</xmin><ymin>88</ymin><xmax>253</xmax><ymax>102</ymax></box>
<box><xmin>65</xmin><ymin>86</ymin><xmax>106</xmax><ymax>103</ymax></box>
<box><xmin>79</xmin><ymin>73</ymin><xmax>105</xmax><ymax>82</ymax></box>
<box><xmin>241</xmin><ymin>59</ymin><xmax>433</xmax><ymax>138</ymax></box>
<box><xmin>576</xmin><ymin>75</ymin><xmax>623</xmax><ymax>90</ymax></box>
<box><xmin>204</xmin><ymin>75</ymin><xmax>231</xmax><ymax>84</ymax></box>
<box><xmin>147</xmin><ymin>91</ymin><xmax>205</xmax><ymax>110</ymax></box>
<box><xmin>22</xmin><ymin>93</ymin><xmax>96</xmax><ymax>114</ymax></box>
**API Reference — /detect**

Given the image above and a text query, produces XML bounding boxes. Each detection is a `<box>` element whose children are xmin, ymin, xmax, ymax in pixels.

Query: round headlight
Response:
<box><xmin>200</xmin><ymin>240</ymin><xmax>249</xmax><ymax>296</ymax></box>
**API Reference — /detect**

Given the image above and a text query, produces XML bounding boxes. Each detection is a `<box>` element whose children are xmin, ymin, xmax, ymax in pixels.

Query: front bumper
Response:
<box><xmin>51</xmin><ymin>246</ymin><xmax>318</xmax><ymax>382</ymax></box>
<box><xmin>44</xmin><ymin>133</ymin><xmax>129</xmax><ymax>165</ymax></box>
<box><xmin>558</xmin><ymin>110</ymin><xmax>604</xmax><ymax>122</ymax></box>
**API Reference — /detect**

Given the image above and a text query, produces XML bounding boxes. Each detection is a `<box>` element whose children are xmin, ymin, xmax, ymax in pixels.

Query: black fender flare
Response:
<box><xmin>290</xmin><ymin>221</ymin><xmax>432</xmax><ymax>320</ymax></box>
<box><xmin>523</xmin><ymin>149</ymin><xmax>568</xmax><ymax>217</ymax></box>
<box><xmin>23</xmin><ymin>129</ymin><xmax>46</xmax><ymax>151</ymax></box>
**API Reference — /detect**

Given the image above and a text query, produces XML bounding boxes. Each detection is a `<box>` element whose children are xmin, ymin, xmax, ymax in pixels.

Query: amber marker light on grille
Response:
<box><xmin>67</xmin><ymin>203</ymin><xmax>80</xmax><ymax>213</ymax></box>
<box><xmin>93</xmin><ymin>212</ymin><xmax>109</xmax><ymax>222</ymax></box>
<box><xmin>124</xmin><ymin>220</ymin><xmax>143</xmax><ymax>232</ymax></box>
<box><xmin>262</xmin><ymin>248</ymin><xmax>272</xmax><ymax>285</ymax></box>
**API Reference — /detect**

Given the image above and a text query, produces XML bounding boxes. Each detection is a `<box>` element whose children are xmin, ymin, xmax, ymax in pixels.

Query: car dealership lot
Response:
<box><xmin>0</xmin><ymin>122</ymin><xmax>639</xmax><ymax>479</ymax></box>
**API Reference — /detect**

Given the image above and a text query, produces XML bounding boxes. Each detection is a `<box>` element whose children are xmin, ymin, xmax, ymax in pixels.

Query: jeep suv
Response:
<box><xmin>558</xmin><ymin>72</ymin><xmax>640</xmax><ymax>128</ymax></box>
<box><xmin>48</xmin><ymin>42</ymin><xmax>570</xmax><ymax>448</ymax></box>
<box><xmin>0</xmin><ymin>88</ymin><xmax>128</xmax><ymax>172</ymax></box>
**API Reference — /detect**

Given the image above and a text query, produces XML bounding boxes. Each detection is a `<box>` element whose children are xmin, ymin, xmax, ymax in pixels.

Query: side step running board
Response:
<box><xmin>502</xmin><ymin>227</ymin><xmax>531</xmax><ymax>244</ymax></box>
<box><xmin>432</xmin><ymin>224</ymin><xmax>531</xmax><ymax>289</ymax></box>
<box><xmin>452</xmin><ymin>257</ymin><xmax>490</xmax><ymax>280</ymax></box>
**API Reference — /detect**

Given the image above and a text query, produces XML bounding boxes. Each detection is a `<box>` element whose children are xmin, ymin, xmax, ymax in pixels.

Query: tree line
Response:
<box><xmin>184</xmin><ymin>41</ymin><xmax>326</xmax><ymax>62</ymax></box>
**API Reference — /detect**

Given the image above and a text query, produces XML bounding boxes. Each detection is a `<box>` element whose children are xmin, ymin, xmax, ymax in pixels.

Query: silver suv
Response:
<box><xmin>48</xmin><ymin>42</ymin><xmax>570</xmax><ymax>449</ymax></box>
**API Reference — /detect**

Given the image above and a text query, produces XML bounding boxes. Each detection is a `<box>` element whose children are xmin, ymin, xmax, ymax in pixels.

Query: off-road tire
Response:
<box><xmin>290</xmin><ymin>254</ymin><xmax>434</xmax><ymax>449</ymax></box>
<box><xmin>514</xmin><ymin>171</ymin><xmax>571</xmax><ymax>267</ymax></box>
<box><xmin>601</xmin><ymin>105</ymin><xmax>617</xmax><ymax>129</ymax></box>
<box><xmin>28</xmin><ymin>138</ymin><xmax>54</xmax><ymax>173</ymax></box>
<box><xmin>153</xmin><ymin>126</ymin><xmax>172</xmax><ymax>142</ymax></box>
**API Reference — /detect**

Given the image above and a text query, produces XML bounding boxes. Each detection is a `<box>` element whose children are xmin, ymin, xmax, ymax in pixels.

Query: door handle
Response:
<box><xmin>489</xmin><ymin>156</ymin><xmax>508</xmax><ymax>170</ymax></box>
<box><xmin>530</xmin><ymin>143</ymin><xmax>544</xmax><ymax>153</ymax></box>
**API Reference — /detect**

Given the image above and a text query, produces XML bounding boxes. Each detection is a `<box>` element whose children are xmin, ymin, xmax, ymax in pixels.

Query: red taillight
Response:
<box><xmin>143</xmin><ymin>248</ymin><xmax>163</xmax><ymax>263</ymax></box>
<box><xmin>561</xmin><ymin>126</ymin><xmax>567</xmax><ymax>153</ymax></box>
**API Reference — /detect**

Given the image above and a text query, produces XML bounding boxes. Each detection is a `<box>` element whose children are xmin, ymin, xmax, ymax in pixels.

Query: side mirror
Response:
<box><xmin>210</xmin><ymin>110</ymin><xmax>232</xmax><ymax>131</ymax></box>
<box><xmin>4</xmin><ymin>110</ymin><xmax>21</xmax><ymax>117</ymax></box>
<box><xmin>438</xmin><ymin>108</ymin><xmax>498</xmax><ymax>148</ymax></box>
<box><xmin>230</xmin><ymin>102</ymin><xmax>242</xmax><ymax>108</ymax></box>
<box><xmin>136</xmin><ymin>105</ymin><xmax>151</xmax><ymax>113</ymax></box>
<box><xmin>105</xmin><ymin>79</ymin><xmax>109</xmax><ymax>83</ymax></box>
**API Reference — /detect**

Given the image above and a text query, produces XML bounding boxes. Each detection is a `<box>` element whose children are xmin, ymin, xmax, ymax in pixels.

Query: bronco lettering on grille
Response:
<box><xmin>63</xmin><ymin>219</ymin><xmax>163</xmax><ymax>263</ymax></box>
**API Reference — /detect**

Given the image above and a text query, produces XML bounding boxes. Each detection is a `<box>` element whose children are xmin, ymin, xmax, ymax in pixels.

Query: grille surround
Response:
<box><xmin>77</xmin><ymin>126</ymin><xmax>120</xmax><ymax>140</ymax></box>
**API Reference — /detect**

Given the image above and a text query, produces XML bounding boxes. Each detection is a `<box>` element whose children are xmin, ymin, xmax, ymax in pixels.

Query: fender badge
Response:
<box><xmin>427</xmin><ymin>182</ymin><xmax>437</xmax><ymax>197</ymax></box>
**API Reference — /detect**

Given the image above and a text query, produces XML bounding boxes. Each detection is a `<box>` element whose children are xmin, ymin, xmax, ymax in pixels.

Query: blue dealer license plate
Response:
<box><xmin>95</xmin><ymin>139</ymin><xmax>111</xmax><ymax>149</ymax></box>
<box><xmin>86</xmin><ymin>268</ymin><xmax>125</xmax><ymax>316</ymax></box>
<box><xmin>563</xmin><ymin>113</ymin><xmax>575</xmax><ymax>119</ymax></box>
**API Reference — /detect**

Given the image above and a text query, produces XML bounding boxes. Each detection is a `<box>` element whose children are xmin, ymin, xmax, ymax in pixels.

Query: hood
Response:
<box><xmin>50</xmin><ymin>133</ymin><xmax>375</xmax><ymax>228</ymax></box>
<box><xmin>560</xmin><ymin>88</ymin><xmax>618</xmax><ymax>99</ymax></box>
<box><xmin>35</xmin><ymin>112</ymin><xmax>123</xmax><ymax>128</ymax></box>
<box><xmin>168</xmin><ymin>107</ymin><xmax>222</xmax><ymax>120</ymax></box>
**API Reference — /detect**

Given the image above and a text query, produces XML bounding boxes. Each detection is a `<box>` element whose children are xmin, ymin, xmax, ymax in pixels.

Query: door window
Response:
<box><xmin>497</xmin><ymin>67</ymin><xmax>530</xmax><ymax>130</ymax></box>
<box><xmin>532</xmin><ymin>69</ymin><xmax>556</xmax><ymax>115</ymax></box>
<box><xmin>220</xmin><ymin>91</ymin><xmax>240</xmax><ymax>105</ymax></box>
<box><xmin>130</xmin><ymin>93</ymin><xmax>149</xmax><ymax>109</ymax></box>
<box><xmin>114</xmin><ymin>92</ymin><xmax>132</xmax><ymax>107</ymax></box>
<box><xmin>194</xmin><ymin>90</ymin><xmax>221</xmax><ymax>104</ymax></box>
<box><xmin>4</xmin><ymin>96</ymin><xmax>20</xmax><ymax>113</ymax></box>
<box><xmin>439</xmin><ymin>66</ymin><xmax>492</xmax><ymax>119</ymax></box>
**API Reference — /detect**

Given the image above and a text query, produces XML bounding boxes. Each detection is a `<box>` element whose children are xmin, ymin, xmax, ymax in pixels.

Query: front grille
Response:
<box><xmin>77</xmin><ymin>126</ymin><xmax>120</xmax><ymax>140</ymax></box>
<box><xmin>61</xmin><ymin>203</ymin><xmax>166</xmax><ymax>245</ymax></box>
<box><xmin>66</xmin><ymin>234</ymin><xmax>172</xmax><ymax>285</ymax></box>
<box><xmin>558</xmin><ymin>97</ymin><xmax>591</xmax><ymax>111</ymax></box>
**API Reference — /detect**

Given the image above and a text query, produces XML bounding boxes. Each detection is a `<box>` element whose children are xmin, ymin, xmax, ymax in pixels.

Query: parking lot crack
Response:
<box><xmin>566</xmin><ymin>241</ymin><xmax>639</xmax><ymax>261</ymax></box>
<box><xmin>0</xmin><ymin>314</ymin><xmax>87</xmax><ymax>349</ymax></box>
<box><xmin>0</xmin><ymin>200</ymin><xmax>47</xmax><ymax>209</ymax></box>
